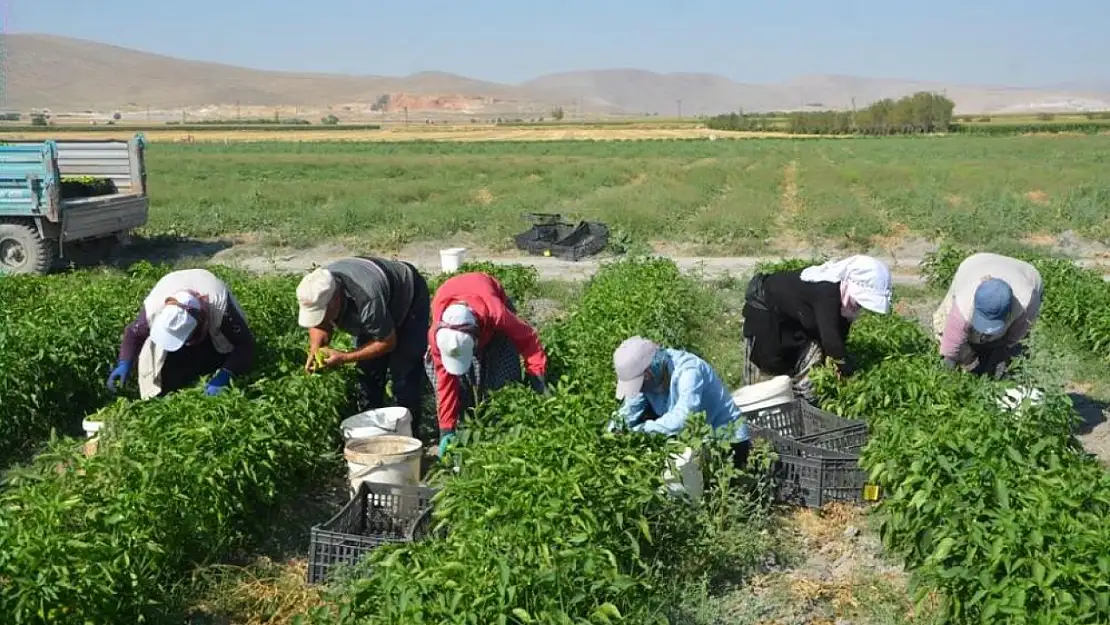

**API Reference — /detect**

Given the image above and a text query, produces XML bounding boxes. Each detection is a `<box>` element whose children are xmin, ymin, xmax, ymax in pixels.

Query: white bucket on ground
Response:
<box><xmin>439</xmin><ymin>247</ymin><xmax>467</xmax><ymax>272</ymax></box>
<box><xmin>344</xmin><ymin>435</ymin><xmax>423</xmax><ymax>495</ymax></box>
<box><xmin>661</xmin><ymin>447</ymin><xmax>704</xmax><ymax>502</ymax></box>
<box><xmin>341</xmin><ymin>407</ymin><xmax>413</xmax><ymax>441</ymax></box>
<box><xmin>81</xmin><ymin>420</ymin><xmax>103</xmax><ymax>438</ymax></box>
<box><xmin>731</xmin><ymin>375</ymin><xmax>795</xmax><ymax>413</ymax></box>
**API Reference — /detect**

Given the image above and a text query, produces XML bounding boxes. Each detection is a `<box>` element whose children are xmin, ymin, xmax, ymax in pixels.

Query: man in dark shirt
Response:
<box><xmin>107</xmin><ymin>268</ymin><xmax>255</xmax><ymax>398</ymax></box>
<box><xmin>297</xmin><ymin>257</ymin><xmax>431</xmax><ymax>441</ymax></box>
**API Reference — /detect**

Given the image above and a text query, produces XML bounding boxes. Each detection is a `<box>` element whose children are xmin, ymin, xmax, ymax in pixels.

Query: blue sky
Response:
<box><xmin>6</xmin><ymin>0</ymin><xmax>1108</xmax><ymax>86</ymax></box>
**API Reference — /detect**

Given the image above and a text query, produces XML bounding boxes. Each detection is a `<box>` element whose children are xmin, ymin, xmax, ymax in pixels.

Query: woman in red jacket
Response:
<box><xmin>425</xmin><ymin>272</ymin><xmax>548</xmax><ymax>455</ymax></box>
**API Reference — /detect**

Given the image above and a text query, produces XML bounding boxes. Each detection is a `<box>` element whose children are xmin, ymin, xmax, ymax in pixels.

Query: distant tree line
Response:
<box><xmin>707</xmin><ymin>91</ymin><xmax>956</xmax><ymax>135</ymax></box>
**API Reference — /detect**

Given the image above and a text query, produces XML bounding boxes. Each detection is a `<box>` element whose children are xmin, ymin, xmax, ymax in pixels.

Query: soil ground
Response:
<box><xmin>115</xmin><ymin>238</ymin><xmax>1110</xmax><ymax>285</ymax></box>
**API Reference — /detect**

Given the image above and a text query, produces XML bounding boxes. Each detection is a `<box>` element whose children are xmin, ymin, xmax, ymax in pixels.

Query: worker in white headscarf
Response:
<box><xmin>107</xmin><ymin>268</ymin><xmax>255</xmax><ymax>399</ymax></box>
<box><xmin>741</xmin><ymin>255</ymin><xmax>893</xmax><ymax>401</ymax></box>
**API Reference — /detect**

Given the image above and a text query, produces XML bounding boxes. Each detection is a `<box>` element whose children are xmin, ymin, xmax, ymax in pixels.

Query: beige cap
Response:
<box><xmin>296</xmin><ymin>268</ymin><xmax>337</xmax><ymax>328</ymax></box>
<box><xmin>613</xmin><ymin>336</ymin><xmax>659</xmax><ymax>400</ymax></box>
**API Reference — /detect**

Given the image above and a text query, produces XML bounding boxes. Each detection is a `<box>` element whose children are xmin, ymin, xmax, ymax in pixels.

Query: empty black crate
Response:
<box><xmin>307</xmin><ymin>481</ymin><xmax>439</xmax><ymax>584</ymax></box>
<box><xmin>743</xmin><ymin>399</ymin><xmax>868</xmax><ymax>447</ymax></box>
<box><xmin>750</xmin><ymin>427</ymin><xmax>871</xmax><ymax>507</ymax></box>
<box><xmin>512</xmin><ymin>214</ymin><xmax>609</xmax><ymax>261</ymax></box>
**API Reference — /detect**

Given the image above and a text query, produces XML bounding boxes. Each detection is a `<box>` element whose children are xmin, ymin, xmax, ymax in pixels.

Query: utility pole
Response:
<box><xmin>404</xmin><ymin>106</ymin><xmax>409</xmax><ymax>126</ymax></box>
<box><xmin>677</xmin><ymin>99</ymin><xmax>682</xmax><ymax>119</ymax></box>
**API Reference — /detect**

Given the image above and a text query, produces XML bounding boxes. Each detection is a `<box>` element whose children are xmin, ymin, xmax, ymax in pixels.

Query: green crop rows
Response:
<box><xmin>0</xmin><ymin>263</ymin><xmax>358</xmax><ymax>623</ymax></box>
<box><xmin>5</xmin><ymin>249</ymin><xmax>1110</xmax><ymax>624</ymax></box>
<box><xmin>140</xmin><ymin>136</ymin><xmax>1110</xmax><ymax>254</ymax></box>
<box><xmin>303</xmin><ymin>257</ymin><xmax>769</xmax><ymax>625</ymax></box>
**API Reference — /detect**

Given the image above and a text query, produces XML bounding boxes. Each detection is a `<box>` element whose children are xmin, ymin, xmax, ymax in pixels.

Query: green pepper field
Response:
<box><xmin>2</xmin><ymin>249</ymin><xmax>1110</xmax><ymax>624</ymax></box>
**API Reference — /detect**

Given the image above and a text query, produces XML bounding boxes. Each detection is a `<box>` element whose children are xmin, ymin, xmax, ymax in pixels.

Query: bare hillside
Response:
<box><xmin>1</xmin><ymin>33</ymin><xmax>565</xmax><ymax>112</ymax></box>
<box><xmin>525</xmin><ymin>70</ymin><xmax>1110</xmax><ymax>115</ymax></box>
<box><xmin>4</xmin><ymin>33</ymin><xmax>1108</xmax><ymax>115</ymax></box>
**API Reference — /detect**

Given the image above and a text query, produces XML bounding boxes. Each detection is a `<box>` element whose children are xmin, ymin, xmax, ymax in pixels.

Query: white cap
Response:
<box><xmin>296</xmin><ymin>268</ymin><xmax>337</xmax><ymax>328</ymax></box>
<box><xmin>436</xmin><ymin>303</ymin><xmax>478</xmax><ymax>375</ymax></box>
<box><xmin>150</xmin><ymin>291</ymin><xmax>200</xmax><ymax>352</ymax></box>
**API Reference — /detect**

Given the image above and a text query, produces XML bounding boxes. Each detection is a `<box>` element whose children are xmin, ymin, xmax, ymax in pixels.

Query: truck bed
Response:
<box><xmin>60</xmin><ymin>192</ymin><xmax>149</xmax><ymax>242</ymax></box>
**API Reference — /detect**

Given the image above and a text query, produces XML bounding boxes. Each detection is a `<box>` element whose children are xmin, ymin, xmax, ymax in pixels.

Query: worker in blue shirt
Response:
<box><xmin>609</xmin><ymin>336</ymin><xmax>752</xmax><ymax>470</ymax></box>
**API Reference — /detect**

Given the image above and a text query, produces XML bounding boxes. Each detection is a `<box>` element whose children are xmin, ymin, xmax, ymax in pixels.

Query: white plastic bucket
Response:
<box><xmin>341</xmin><ymin>407</ymin><xmax>413</xmax><ymax>441</ymax></box>
<box><xmin>661</xmin><ymin>447</ymin><xmax>704</xmax><ymax>502</ymax></box>
<box><xmin>731</xmin><ymin>375</ymin><xmax>795</xmax><ymax>413</ymax></box>
<box><xmin>344</xmin><ymin>435</ymin><xmax>423</xmax><ymax>495</ymax></box>
<box><xmin>439</xmin><ymin>247</ymin><xmax>467</xmax><ymax>272</ymax></box>
<box><xmin>81</xmin><ymin>420</ymin><xmax>103</xmax><ymax>438</ymax></box>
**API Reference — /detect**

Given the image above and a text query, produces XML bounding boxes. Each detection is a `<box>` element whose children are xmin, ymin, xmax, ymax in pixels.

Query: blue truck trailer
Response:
<box><xmin>0</xmin><ymin>134</ymin><xmax>149</xmax><ymax>274</ymax></box>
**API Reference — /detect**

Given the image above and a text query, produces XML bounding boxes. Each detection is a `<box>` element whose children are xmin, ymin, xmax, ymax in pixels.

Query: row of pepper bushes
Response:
<box><xmin>803</xmin><ymin>248</ymin><xmax>1110</xmax><ymax>623</ymax></box>
<box><xmin>0</xmin><ymin>262</ymin><xmax>319</xmax><ymax>469</ymax></box>
<box><xmin>0</xmin><ymin>263</ymin><xmax>358</xmax><ymax>624</ymax></box>
<box><xmin>304</xmin><ymin>258</ymin><xmax>766</xmax><ymax>624</ymax></box>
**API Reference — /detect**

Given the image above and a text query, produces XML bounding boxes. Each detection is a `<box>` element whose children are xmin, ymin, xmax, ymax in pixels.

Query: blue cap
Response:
<box><xmin>971</xmin><ymin>278</ymin><xmax>1013</xmax><ymax>335</ymax></box>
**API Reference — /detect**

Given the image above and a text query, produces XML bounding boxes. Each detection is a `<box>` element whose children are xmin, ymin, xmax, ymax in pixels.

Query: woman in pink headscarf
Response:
<box><xmin>741</xmin><ymin>255</ymin><xmax>893</xmax><ymax>402</ymax></box>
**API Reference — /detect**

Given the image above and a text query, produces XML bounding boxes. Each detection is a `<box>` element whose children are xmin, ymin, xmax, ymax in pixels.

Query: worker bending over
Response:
<box><xmin>297</xmin><ymin>256</ymin><xmax>431</xmax><ymax>440</ymax></box>
<box><xmin>426</xmin><ymin>271</ymin><xmax>548</xmax><ymax>456</ymax></box>
<box><xmin>933</xmin><ymin>252</ymin><xmax>1042</xmax><ymax>378</ymax></box>
<box><xmin>610</xmin><ymin>336</ymin><xmax>752</xmax><ymax>470</ymax></box>
<box><xmin>742</xmin><ymin>255</ymin><xmax>892</xmax><ymax>401</ymax></box>
<box><xmin>108</xmin><ymin>268</ymin><xmax>255</xmax><ymax>399</ymax></box>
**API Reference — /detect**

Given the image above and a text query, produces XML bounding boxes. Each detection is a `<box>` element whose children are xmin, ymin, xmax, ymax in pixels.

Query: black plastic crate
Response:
<box><xmin>307</xmin><ymin>481</ymin><xmax>439</xmax><ymax>584</ymax></box>
<box><xmin>751</xmin><ymin>427</ymin><xmax>874</xmax><ymax>507</ymax></box>
<box><xmin>512</xmin><ymin>215</ymin><xmax>609</xmax><ymax>261</ymax></box>
<box><xmin>796</xmin><ymin>424</ymin><xmax>870</xmax><ymax>454</ymax></box>
<box><xmin>743</xmin><ymin>398</ymin><xmax>868</xmax><ymax>446</ymax></box>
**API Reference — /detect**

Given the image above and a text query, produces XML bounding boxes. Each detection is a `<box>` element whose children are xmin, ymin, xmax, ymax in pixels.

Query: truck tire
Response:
<box><xmin>0</xmin><ymin>222</ymin><xmax>56</xmax><ymax>275</ymax></box>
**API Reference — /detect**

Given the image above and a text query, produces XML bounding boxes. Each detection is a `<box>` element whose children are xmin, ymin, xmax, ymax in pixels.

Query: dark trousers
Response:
<box><xmin>158</xmin><ymin>338</ymin><xmax>223</xmax><ymax>397</ymax></box>
<box><xmin>355</xmin><ymin>267</ymin><xmax>431</xmax><ymax>443</ymax></box>
<box><xmin>732</xmin><ymin>440</ymin><xmax>752</xmax><ymax>472</ymax></box>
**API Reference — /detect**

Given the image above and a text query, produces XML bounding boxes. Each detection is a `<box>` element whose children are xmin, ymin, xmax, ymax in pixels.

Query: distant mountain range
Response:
<box><xmin>4</xmin><ymin>33</ymin><xmax>1109</xmax><ymax>116</ymax></box>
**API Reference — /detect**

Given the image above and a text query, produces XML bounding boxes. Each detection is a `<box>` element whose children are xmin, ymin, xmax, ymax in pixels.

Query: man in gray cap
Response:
<box><xmin>932</xmin><ymin>252</ymin><xmax>1043</xmax><ymax>377</ymax></box>
<box><xmin>609</xmin><ymin>336</ymin><xmax>752</xmax><ymax>469</ymax></box>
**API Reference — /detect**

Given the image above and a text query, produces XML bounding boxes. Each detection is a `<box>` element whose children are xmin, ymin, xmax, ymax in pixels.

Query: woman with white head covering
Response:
<box><xmin>107</xmin><ymin>268</ymin><xmax>255</xmax><ymax>399</ymax></box>
<box><xmin>741</xmin><ymin>255</ymin><xmax>892</xmax><ymax>402</ymax></box>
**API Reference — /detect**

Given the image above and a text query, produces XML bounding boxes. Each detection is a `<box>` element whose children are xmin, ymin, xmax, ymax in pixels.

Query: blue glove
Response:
<box><xmin>205</xmin><ymin>369</ymin><xmax>232</xmax><ymax>396</ymax></box>
<box><xmin>438</xmin><ymin>431</ymin><xmax>457</xmax><ymax>457</ymax></box>
<box><xmin>106</xmin><ymin>360</ymin><xmax>132</xmax><ymax>393</ymax></box>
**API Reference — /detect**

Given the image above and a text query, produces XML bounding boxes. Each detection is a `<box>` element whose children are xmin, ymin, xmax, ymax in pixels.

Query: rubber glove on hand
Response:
<box><xmin>527</xmin><ymin>374</ymin><xmax>548</xmax><ymax>395</ymax></box>
<box><xmin>438</xmin><ymin>431</ymin><xmax>456</xmax><ymax>457</ymax></box>
<box><xmin>205</xmin><ymin>369</ymin><xmax>232</xmax><ymax>396</ymax></box>
<box><xmin>106</xmin><ymin>360</ymin><xmax>133</xmax><ymax>393</ymax></box>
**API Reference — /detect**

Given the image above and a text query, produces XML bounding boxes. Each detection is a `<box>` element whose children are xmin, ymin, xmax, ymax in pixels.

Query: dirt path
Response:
<box><xmin>776</xmin><ymin>159</ymin><xmax>806</xmax><ymax>245</ymax></box>
<box><xmin>186</xmin><ymin>241</ymin><xmax>1110</xmax><ymax>285</ymax></box>
<box><xmin>199</xmin><ymin>243</ymin><xmax>929</xmax><ymax>284</ymax></box>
